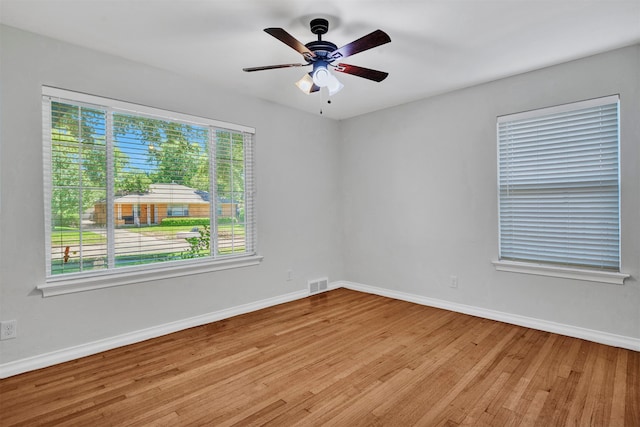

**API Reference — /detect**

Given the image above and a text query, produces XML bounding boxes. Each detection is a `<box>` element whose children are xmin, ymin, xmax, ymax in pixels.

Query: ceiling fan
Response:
<box><xmin>243</xmin><ymin>18</ymin><xmax>391</xmax><ymax>96</ymax></box>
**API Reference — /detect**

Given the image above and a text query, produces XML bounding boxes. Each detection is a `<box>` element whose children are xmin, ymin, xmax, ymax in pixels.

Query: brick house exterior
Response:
<box><xmin>94</xmin><ymin>183</ymin><xmax>212</xmax><ymax>226</ymax></box>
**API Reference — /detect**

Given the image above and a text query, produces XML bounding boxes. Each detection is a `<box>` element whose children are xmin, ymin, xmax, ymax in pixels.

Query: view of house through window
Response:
<box><xmin>44</xmin><ymin>89</ymin><xmax>255</xmax><ymax>277</ymax></box>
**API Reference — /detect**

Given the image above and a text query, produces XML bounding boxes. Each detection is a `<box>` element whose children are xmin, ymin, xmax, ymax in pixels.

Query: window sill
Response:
<box><xmin>38</xmin><ymin>255</ymin><xmax>264</xmax><ymax>297</ymax></box>
<box><xmin>492</xmin><ymin>260</ymin><xmax>629</xmax><ymax>285</ymax></box>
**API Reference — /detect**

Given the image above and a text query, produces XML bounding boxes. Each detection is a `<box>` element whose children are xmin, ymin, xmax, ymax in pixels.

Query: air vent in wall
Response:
<box><xmin>308</xmin><ymin>277</ymin><xmax>329</xmax><ymax>294</ymax></box>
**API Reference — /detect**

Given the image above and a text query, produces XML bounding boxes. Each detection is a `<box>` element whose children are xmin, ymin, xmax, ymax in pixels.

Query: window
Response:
<box><xmin>167</xmin><ymin>205</ymin><xmax>189</xmax><ymax>217</ymax></box>
<box><xmin>497</xmin><ymin>95</ymin><xmax>622</xmax><ymax>276</ymax></box>
<box><xmin>41</xmin><ymin>87</ymin><xmax>259</xmax><ymax>294</ymax></box>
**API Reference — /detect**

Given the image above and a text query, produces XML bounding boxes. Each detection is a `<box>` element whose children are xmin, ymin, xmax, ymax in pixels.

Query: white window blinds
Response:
<box><xmin>43</xmin><ymin>87</ymin><xmax>257</xmax><ymax>279</ymax></box>
<box><xmin>497</xmin><ymin>95</ymin><xmax>620</xmax><ymax>271</ymax></box>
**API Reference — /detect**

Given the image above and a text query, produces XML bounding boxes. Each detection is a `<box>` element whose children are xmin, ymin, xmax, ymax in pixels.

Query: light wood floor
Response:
<box><xmin>1</xmin><ymin>288</ymin><xmax>638</xmax><ymax>426</ymax></box>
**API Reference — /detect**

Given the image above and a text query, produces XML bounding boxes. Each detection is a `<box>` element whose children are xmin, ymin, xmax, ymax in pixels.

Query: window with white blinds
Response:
<box><xmin>497</xmin><ymin>95</ymin><xmax>620</xmax><ymax>271</ymax></box>
<box><xmin>42</xmin><ymin>87</ymin><xmax>257</xmax><ymax>282</ymax></box>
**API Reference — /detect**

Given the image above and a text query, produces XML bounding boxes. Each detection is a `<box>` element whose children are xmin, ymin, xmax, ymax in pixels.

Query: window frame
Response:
<box><xmin>494</xmin><ymin>95</ymin><xmax>628</xmax><ymax>285</ymax></box>
<box><xmin>39</xmin><ymin>86</ymin><xmax>262</xmax><ymax>297</ymax></box>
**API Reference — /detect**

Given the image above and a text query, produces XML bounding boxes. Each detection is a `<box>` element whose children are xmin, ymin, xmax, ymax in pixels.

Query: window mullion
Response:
<box><xmin>106</xmin><ymin>108</ymin><xmax>115</xmax><ymax>269</ymax></box>
<box><xmin>210</xmin><ymin>130</ymin><xmax>219</xmax><ymax>257</ymax></box>
<box><xmin>77</xmin><ymin>109</ymin><xmax>84</xmax><ymax>270</ymax></box>
<box><xmin>229</xmin><ymin>136</ymin><xmax>235</xmax><ymax>253</ymax></box>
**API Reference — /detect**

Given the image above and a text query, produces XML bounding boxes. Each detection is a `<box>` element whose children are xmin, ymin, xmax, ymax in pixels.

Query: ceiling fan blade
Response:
<box><xmin>329</xmin><ymin>29</ymin><xmax>391</xmax><ymax>60</ymax></box>
<box><xmin>264</xmin><ymin>28</ymin><xmax>316</xmax><ymax>60</ymax></box>
<box><xmin>333</xmin><ymin>63</ymin><xmax>389</xmax><ymax>82</ymax></box>
<box><xmin>243</xmin><ymin>63</ymin><xmax>308</xmax><ymax>72</ymax></box>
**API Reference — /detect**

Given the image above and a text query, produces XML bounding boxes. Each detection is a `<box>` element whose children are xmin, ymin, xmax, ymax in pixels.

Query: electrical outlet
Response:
<box><xmin>286</xmin><ymin>269</ymin><xmax>294</xmax><ymax>281</ymax></box>
<box><xmin>0</xmin><ymin>320</ymin><xmax>17</xmax><ymax>340</ymax></box>
<box><xmin>450</xmin><ymin>275</ymin><xmax>458</xmax><ymax>289</ymax></box>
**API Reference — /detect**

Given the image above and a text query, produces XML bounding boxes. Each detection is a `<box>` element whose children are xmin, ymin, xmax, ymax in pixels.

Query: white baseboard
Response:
<box><xmin>3</xmin><ymin>281</ymin><xmax>638</xmax><ymax>378</ymax></box>
<box><xmin>337</xmin><ymin>280</ymin><xmax>640</xmax><ymax>352</ymax></box>
<box><xmin>0</xmin><ymin>289</ymin><xmax>308</xmax><ymax>379</ymax></box>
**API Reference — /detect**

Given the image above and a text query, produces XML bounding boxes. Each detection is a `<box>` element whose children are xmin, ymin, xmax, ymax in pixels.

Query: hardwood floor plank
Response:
<box><xmin>1</xmin><ymin>288</ymin><xmax>638</xmax><ymax>426</ymax></box>
<box><xmin>413</xmin><ymin>328</ymin><xmax>521</xmax><ymax>425</ymax></box>
<box><xmin>625</xmin><ymin>350</ymin><xmax>640</xmax><ymax>426</ymax></box>
<box><xmin>459</xmin><ymin>371</ymin><xmax>511</xmax><ymax>426</ymax></box>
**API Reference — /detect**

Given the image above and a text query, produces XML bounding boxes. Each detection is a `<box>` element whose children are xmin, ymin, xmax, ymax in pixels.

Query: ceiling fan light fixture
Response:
<box><xmin>312</xmin><ymin>62</ymin><xmax>343</xmax><ymax>95</ymax></box>
<box><xmin>327</xmin><ymin>74</ymin><xmax>344</xmax><ymax>96</ymax></box>
<box><xmin>295</xmin><ymin>73</ymin><xmax>315</xmax><ymax>94</ymax></box>
<box><xmin>312</xmin><ymin>65</ymin><xmax>331</xmax><ymax>87</ymax></box>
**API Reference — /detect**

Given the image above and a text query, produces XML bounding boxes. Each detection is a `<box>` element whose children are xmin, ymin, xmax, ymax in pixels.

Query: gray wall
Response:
<box><xmin>1</xmin><ymin>24</ymin><xmax>638</xmax><ymax>368</ymax></box>
<box><xmin>0</xmin><ymin>25</ymin><xmax>344</xmax><ymax>364</ymax></box>
<box><xmin>339</xmin><ymin>45</ymin><xmax>640</xmax><ymax>339</ymax></box>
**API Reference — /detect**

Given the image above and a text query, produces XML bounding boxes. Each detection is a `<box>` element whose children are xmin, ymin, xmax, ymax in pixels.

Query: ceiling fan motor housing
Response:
<box><xmin>305</xmin><ymin>40</ymin><xmax>338</xmax><ymax>61</ymax></box>
<box><xmin>310</xmin><ymin>18</ymin><xmax>329</xmax><ymax>35</ymax></box>
<box><xmin>306</xmin><ymin>18</ymin><xmax>336</xmax><ymax>62</ymax></box>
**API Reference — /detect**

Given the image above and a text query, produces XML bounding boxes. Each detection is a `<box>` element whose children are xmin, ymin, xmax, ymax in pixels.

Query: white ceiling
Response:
<box><xmin>1</xmin><ymin>0</ymin><xmax>639</xmax><ymax>120</ymax></box>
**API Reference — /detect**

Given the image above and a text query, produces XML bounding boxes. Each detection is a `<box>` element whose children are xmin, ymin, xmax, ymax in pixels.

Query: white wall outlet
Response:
<box><xmin>0</xmin><ymin>320</ymin><xmax>17</xmax><ymax>340</ymax></box>
<box><xmin>286</xmin><ymin>269</ymin><xmax>294</xmax><ymax>281</ymax></box>
<box><xmin>450</xmin><ymin>275</ymin><xmax>458</xmax><ymax>289</ymax></box>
